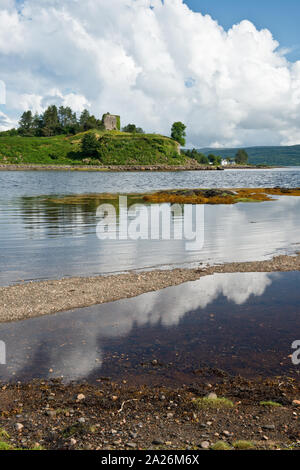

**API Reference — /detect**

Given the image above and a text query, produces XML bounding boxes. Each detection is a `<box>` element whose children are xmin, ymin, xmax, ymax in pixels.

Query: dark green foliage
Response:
<box><xmin>95</xmin><ymin>133</ymin><xmax>183</xmax><ymax>165</ymax></box>
<box><xmin>235</xmin><ymin>149</ymin><xmax>249</xmax><ymax>164</ymax></box>
<box><xmin>14</xmin><ymin>105</ymin><xmax>105</xmax><ymax>138</ymax></box>
<box><xmin>18</xmin><ymin>111</ymin><xmax>34</xmax><ymax>136</ymax></box>
<box><xmin>171</xmin><ymin>122</ymin><xmax>186</xmax><ymax>146</ymax></box>
<box><xmin>80</xmin><ymin>109</ymin><xmax>103</xmax><ymax>132</ymax></box>
<box><xmin>183</xmin><ymin>148</ymin><xmax>209</xmax><ymax>164</ymax></box>
<box><xmin>81</xmin><ymin>133</ymin><xmax>100</xmax><ymax>158</ymax></box>
<box><xmin>208</xmin><ymin>154</ymin><xmax>222</xmax><ymax>165</ymax></box>
<box><xmin>122</xmin><ymin>123</ymin><xmax>144</xmax><ymax>134</ymax></box>
<box><xmin>42</xmin><ymin>105</ymin><xmax>60</xmax><ymax>136</ymax></box>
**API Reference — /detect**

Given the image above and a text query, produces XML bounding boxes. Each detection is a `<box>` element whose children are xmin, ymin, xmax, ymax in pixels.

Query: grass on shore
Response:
<box><xmin>259</xmin><ymin>401</ymin><xmax>283</xmax><ymax>407</ymax></box>
<box><xmin>194</xmin><ymin>397</ymin><xmax>234</xmax><ymax>409</ymax></box>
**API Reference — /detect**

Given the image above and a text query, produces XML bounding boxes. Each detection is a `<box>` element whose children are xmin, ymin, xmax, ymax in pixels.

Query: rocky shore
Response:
<box><xmin>0</xmin><ymin>253</ymin><xmax>299</xmax><ymax>323</ymax></box>
<box><xmin>0</xmin><ymin>376</ymin><xmax>299</xmax><ymax>450</ymax></box>
<box><xmin>0</xmin><ymin>163</ymin><xmax>263</xmax><ymax>172</ymax></box>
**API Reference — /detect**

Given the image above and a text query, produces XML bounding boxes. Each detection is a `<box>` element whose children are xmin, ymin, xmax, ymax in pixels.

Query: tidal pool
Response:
<box><xmin>0</xmin><ymin>271</ymin><xmax>298</xmax><ymax>385</ymax></box>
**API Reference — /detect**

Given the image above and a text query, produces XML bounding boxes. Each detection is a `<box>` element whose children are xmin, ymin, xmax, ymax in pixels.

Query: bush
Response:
<box><xmin>81</xmin><ymin>133</ymin><xmax>100</xmax><ymax>158</ymax></box>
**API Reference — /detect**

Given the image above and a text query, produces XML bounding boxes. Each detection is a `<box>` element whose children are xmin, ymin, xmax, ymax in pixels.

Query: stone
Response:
<box><xmin>292</xmin><ymin>400</ymin><xmax>300</xmax><ymax>406</ymax></box>
<box><xmin>78</xmin><ymin>417</ymin><xmax>86</xmax><ymax>424</ymax></box>
<box><xmin>15</xmin><ymin>423</ymin><xmax>24</xmax><ymax>432</ymax></box>
<box><xmin>102</xmin><ymin>113</ymin><xmax>119</xmax><ymax>131</ymax></box>
<box><xmin>77</xmin><ymin>394</ymin><xmax>85</xmax><ymax>401</ymax></box>
<box><xmin>262</xmin><ymin>424</ymin><xmax>275</xmax><ymax>431</ymax></box>
<box><xmin>200</xmin><ymin>441</ymin><xmax>210</xmax><ymax>449</ymax></box>
<box><xmin>206</xmin><ymin>392</ymin><xmax>217</xmax><ymax>400</ymax></box>
<box><xmin>126</xmin><ymin>442</ymin><xmax>137</xmax><ymax>449</ymax></box>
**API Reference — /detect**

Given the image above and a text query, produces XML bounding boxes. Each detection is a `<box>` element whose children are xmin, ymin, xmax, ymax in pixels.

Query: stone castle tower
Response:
<box><xmin>102</xmin><ymin>113</ymin><xmax>120</xmax><ymax>131</ymax></box>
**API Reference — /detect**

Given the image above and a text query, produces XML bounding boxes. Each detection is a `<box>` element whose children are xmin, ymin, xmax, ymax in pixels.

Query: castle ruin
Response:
<box><xmin>102</xmin><ymin>113</ymin><xmax>120</xmax><ymax>131</ymax></box>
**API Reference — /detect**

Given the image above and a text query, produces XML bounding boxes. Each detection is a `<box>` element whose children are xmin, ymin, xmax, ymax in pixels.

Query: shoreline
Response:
<box><xmin>0</xmin><ymin>376</ymin><xmax>299</xmax><ymax>450</ymax></box>
<box><xmin>1</xmin><ymin>253</ymin><xmax>299</xmax><ymax>324</ymax></box>
<box><xmin>0</xmin><ymin>163</ymin><xmax>270</xmax><ymax>172</ymax></box>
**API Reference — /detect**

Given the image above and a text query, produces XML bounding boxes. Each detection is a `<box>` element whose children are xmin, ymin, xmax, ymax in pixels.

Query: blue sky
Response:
<box><xmin>184</xmin><ymin>0</ymin><xmax>300</xmax><ymax>61</ymax></box>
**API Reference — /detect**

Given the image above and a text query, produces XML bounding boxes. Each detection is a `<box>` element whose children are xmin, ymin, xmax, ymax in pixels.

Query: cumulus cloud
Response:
<box><xmin>1</xmin><ymin>0</ymin><xmax>300</xmax><ymax>146</ymax></box>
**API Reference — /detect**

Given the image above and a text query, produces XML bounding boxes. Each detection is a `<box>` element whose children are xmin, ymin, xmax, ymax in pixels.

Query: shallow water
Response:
<box><xmin>0</xmin><ymin>195</ymin><xmax>300</xmax><ymax>285</ymax></box>
<box><xmin>0</xmin><ymin>271</ymin><xmax>298</xmax><ymax>385</ymax></box>
<box><xmin>0</xmin><ymin>168</ymin><xmax>300</xmax><ymax>285</ymax></box>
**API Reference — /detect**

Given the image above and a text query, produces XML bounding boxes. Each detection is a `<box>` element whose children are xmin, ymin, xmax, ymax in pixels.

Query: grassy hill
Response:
<box><xmin>198</xmin><ymin>145</ymin><xmax>300</xmax><ymax>166</ymax></box>
<box><xmin>0</xmin><ymin>130</ymin><xmax>185</xmax><ymax>166</ymax></box>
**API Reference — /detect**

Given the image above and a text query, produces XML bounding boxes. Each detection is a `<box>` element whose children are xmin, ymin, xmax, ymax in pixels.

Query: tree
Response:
<box><xmin>208</xmin><ymin>154</ymin><xmax>222</xmax><ymax>165</ymax></box>
<box><xmin>81</xmin><ymin>133</ymin><xmax>100</xmax><ymax>158</ymax></box>
<box><xmin>79</xmin><ymin>109</ymin><xmax>103</xmax><ymax>131</ymax></box>
<box><xmin>122</xmin><ymin>123</ymin><xmax>144</xmax><ymax>133</ymax></box>
<box><xmin>79</xmin><ymin>109</ymin><xmax>91</xmax><ymax>130</ymax></box>
<box><xmin>235</xmin><ymin>149</ymin><xmax>249</xmax><ymax>165</ymax></box>
<box><xmin>171</xmin><ymin>122</ymin><xmax>186</xmax><ymax>146</ymax></box>
<box><xmin>195</xmin><ymin>152</ymin><xmax>209</xmax><ymax>165</ymax></box>
<box><xmin>42</xmin><ymin>105</ymin><xmax>60</xmax><ymax>136</ymax></box>
<box><xmin>18</xmin><ymin>111</ymin><xmax>33</xmax><ymax>135</ymax></box>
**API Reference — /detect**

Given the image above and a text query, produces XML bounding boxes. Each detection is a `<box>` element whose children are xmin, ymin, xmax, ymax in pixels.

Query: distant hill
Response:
<box><xmin>198</xmin><ymin>145</ymin><xmax>300</xmax><ymax>166</ymax></box>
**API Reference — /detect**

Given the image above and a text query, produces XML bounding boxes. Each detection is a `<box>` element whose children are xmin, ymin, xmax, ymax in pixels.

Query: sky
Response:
<box><xmin>185</xmin><ymin>1</ymin><xmax>300</xmax><ymax>62</ymax></box>
<box><xmin>1</xmin><ymin>0</ymin><xmax>300</xmax><ymax>148</ymax></box>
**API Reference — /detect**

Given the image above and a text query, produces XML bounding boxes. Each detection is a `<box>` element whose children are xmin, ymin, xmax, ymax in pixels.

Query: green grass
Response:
<box><xmin>0</xmin><ymin>441</ymin><xmax>14</xmax><ymax>450</ymax></box>
<box><xmin>232</xmin><ymin>440</ymin><xmax>255</xmax><ymax>450</ymax></box>
<box><xmin>0</xmin><ymin>130</ymin><xmax>186</xmax><ymax>166</ymax></box>
<box><xmin>259</xmin><ymin>401</ymin><xmax>282</xmax><ymax>407</ymax></box>
<box><xmin>211</xmin><ymin>441</ymin><xmax>232</xmax><ymax>450</ymax></box>
<box><xmin>0</xmin><ymin>429</ymin><xmax>10</xmax><ymax>439</ymax></box>
<box><xmin>194</xmin><ymin>397</ymin><xmax>234</xmax><ymax>409</ymax></box>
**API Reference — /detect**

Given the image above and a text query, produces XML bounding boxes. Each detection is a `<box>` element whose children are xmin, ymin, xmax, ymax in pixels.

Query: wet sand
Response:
<box><xmin>1</xmin><ymin>253</ymin><xmax>299</xmax><ymax>323</ymax></box>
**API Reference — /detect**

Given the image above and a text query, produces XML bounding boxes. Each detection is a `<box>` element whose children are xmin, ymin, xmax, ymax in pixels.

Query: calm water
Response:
<box><xmin>1</xmin><ymin>168</ymin><xmax>300</xmax><ymax>199</ymax></box>
<box><xmin>0</xmin><ymin>272</ymin><xmax>298</xmax><ymax>385</ymax></box>
<box><xmin>0</xmin><ymin>168</ymin><xmax>300</xmax><ymax>285</ymax></box>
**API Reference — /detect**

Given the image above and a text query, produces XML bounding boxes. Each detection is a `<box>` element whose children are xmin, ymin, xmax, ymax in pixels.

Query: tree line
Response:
<box><xmin>182</xmin><ymin>148</ymin><xmax>249</xmax><ymax>165</ymax></box>
<box><xmin>15</xmin><ymin>106</ymin><xmax>105</xmax><ymax>137</ymax></box>
<box><xmin>5</xmin><ymin>105</ymin><xmax>146</xmax><ymax>138</ymax></box>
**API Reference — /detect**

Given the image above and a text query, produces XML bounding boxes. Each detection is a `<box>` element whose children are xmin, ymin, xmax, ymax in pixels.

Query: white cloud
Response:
<box><xmin>1</xmin><ymin>0</ymin><xmax>300</xmax><ymax>146</ymax></box>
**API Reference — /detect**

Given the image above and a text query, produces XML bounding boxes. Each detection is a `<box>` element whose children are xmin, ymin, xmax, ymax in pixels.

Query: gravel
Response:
<box><xmin>0</xmin><ymin>253</ymin><xmax>299</xmax><ymax>323</ymax></box>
